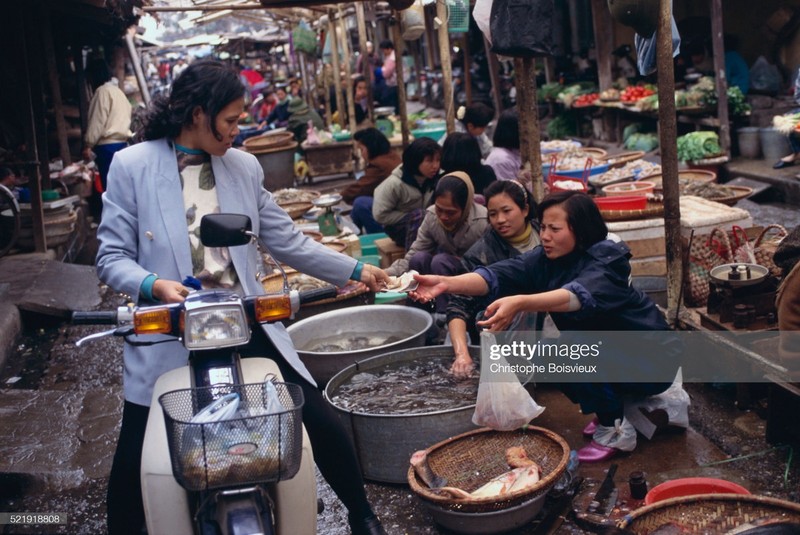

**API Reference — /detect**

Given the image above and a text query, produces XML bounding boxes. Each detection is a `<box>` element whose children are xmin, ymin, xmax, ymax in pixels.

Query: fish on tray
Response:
<box><xmin>411</xmin><ymin>446</ymin><xmax>541</xmax><ymax>500</ymax></box>
<box><xmin>726</xmin><ymin>520</ymin><xmax>800</xmax><ymax>535</ymax></box>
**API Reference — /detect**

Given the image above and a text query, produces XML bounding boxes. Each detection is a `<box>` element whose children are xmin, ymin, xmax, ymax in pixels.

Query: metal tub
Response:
<box><xmin>286</xmin><ymin>305</ymin><xmax>432</xmax><ymax>385</ymax></box>
<box><xmin>324</xmin><ymin>346</ymin><xmax>480</xmax><ymax>483</ymax></box>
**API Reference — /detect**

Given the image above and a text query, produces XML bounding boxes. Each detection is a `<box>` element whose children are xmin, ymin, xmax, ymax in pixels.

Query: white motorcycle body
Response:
<box><xmin>141</xmin><ymin>357</ymin><xmax>317</xmax><ymax>535</ymax></box>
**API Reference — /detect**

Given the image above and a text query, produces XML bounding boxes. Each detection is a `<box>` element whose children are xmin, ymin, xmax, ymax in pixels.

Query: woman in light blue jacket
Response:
<box><xmin>96</xmin><ymin>59</ymin><xmax>388</xmax><ymax>535</ymax></box>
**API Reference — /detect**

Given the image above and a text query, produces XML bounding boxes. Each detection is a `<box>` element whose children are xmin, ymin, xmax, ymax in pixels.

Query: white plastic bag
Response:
<box><xmin>624</xmin><ymin>368</ymin><xmax>690</xmax><ymax>440</ymax></box>
<box><xmin>473</xmin><ymin>0</ymin><xmax>493</xmax><ymax>45</ymax></box>
<box><xmin>750</xmin><ymin>56</ymin><xmax>782</xmax><ymax>94</ymax></box>
<box><xmin>593</xmin><ymin>417</ymin><xmax>637</xmax><ymax>452</ymax></box>
<box><xmin>473</xmin><ymin>330</ymin><xmax>545</xmax><ymax>431</ymax></box>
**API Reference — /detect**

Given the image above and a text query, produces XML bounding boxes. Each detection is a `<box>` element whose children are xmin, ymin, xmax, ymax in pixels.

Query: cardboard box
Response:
<box><xmin>375</xmin><ymin>237</ymin><xmax>405</xmax><ymax>269</ymax></box>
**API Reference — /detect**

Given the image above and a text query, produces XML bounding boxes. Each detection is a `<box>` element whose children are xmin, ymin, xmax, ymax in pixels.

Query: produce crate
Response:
<box><xmin>375</xmin><ymin>237</ymin><xmax>405</xmax><ymax>269</ymax></box>
<box><xmin>303</xmin><ymin>141</ymin><xmax>354</xmax><ymax>179</ymax></box>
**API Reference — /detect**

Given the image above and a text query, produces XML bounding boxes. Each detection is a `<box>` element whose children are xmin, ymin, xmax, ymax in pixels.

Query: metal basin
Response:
<box><xmin>423</xmin><ymin>492</ymin><xmax>547</xmax><ymax>534</ymax></box>
<box><xmin>286</xmin><ymin>305</ymin><xmax>432</xmax><ymax>385</ymax></box>
<box><xmin>324</xmin><ymin>346</ymin><xmax>480</xmax><ymax>483</ymax></box>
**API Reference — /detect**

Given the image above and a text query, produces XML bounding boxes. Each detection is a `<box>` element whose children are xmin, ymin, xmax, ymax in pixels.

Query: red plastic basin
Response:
<box><xmin>644</xmin><ymin>477</ymin><xmax>750</xmax><ymax>505</ymax></box>
<box><xmin>593</xmin><ymin>195</ymin><xmax>648</xmax><ymax>211</ymax></box>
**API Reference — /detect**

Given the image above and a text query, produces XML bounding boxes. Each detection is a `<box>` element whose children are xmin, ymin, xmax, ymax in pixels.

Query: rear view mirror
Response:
<box><xmin>200</xmin><ymin>214</ymin><xmax>252</xmax><ymax>247</ymax></box>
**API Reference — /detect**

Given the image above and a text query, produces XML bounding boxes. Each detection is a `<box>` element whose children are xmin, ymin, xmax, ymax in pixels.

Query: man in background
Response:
<box><xmin>82</xmin><ymin>58</ymin><xmax>132</xmax><ymax>221</ymax></box>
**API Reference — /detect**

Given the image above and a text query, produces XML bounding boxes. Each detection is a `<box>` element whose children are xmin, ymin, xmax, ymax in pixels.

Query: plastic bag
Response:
<box><xmin>750</xmin><ymin>56</ymin><xmax>782</xmax><ymax>95</ymax></box>
<box><xmin>473</xmin><ymin>330</ymin><xmax>545</xmax><ymax>431</ymax></box>
<box><xmin>593</xmin><ymin>417</ymin><xmax>637</xmax><ymax>451</ymax></box>
<box><xmin>634</xmin><ymin>5</ymin><xmax>681</xmax><ymax>76</ymax></box>
<box><xmin>473</xmin><ymin>0</ymin><xmax>493</xmax><ymax>45</ymax></box>
<box><xmin>490</xmin><ymin>0</ymin><xmax>555</xmax><ymax>58</ymax></box>
<box><xmin>624</xmin><ymin>368</ymin><xmax>690</xmax><ymax>440</ymax></box>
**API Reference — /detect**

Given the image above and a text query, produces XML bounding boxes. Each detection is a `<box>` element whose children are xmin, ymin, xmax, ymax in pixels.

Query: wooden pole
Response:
<box><xmin>656</xmin><ymin>0</ymin><xmax>682</xmax><ymax>317</ymax></box>
<box><xmin>515</xmin><ymin>58</ymin><xmax>529</xmax><ymax>173</ymax></box>
<box><xmin>436</xmin><ymin>1</ymin><xmax>455</xmax><ymax>133</ymax></box>
<box><xmin>338</xmin><ymin>5</ymin><xmax>357</xmax><ymax>134</ymax></box>
<box><xmin>424</xmin><ymin>8</ymin><xmax>436</xmax><ymax>69</ymax></box>
<box><xmin>40</xmin><ymin>4</ymin><xmax>71</xmax><ymax>165</ymax></box>
<box><xmin>462</xmin><ymin>36</ymin><xmax>472</xmax><ymax>105</ymax></box>
<box><xmin>590</xmin><ymin>0</ymin><xmax>613</xmax><ymax>92</ymax></box>
<box><xmin>485</xmin><ymin>38</ymin><xmax>504</xmax><ymax>115</ymax></box>
<box><xmin>710</xmin><ymin>0</ymin><xmax>730</xmax><ymax>155</ymax></box>
<box><xmin>323</xmin><ymin>64</ymin><xmax>333</xmax><ymax>126</ymax></box>
<box><xmin>328</xmin><ymin>10</ymin><xmax>346</xmax><ymax>129</ymax></box>
<box><xmin>518</xmin><ymin>57</ymin><xmax>544</xmax><ymax>201</ymax></box>
<box><xmin>124</xmin><ymin>27</ymin><xmax>152</xmax><ymax>106</ymax></box>
<box><xmin>391</xmin><ymin>14</ymin><xmax>410</xmax><ymax>147</ymax></box>
<box><xmin>355</xmin><ymin>2</ymin><xmax>374</xmax><ymax>123</ymax></box>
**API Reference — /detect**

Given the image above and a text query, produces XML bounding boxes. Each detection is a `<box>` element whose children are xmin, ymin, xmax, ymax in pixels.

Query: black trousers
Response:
<box><xmin>106</xmin><ymin>329</ymin><xmax>373</xmax><ymax>534</ymax></box>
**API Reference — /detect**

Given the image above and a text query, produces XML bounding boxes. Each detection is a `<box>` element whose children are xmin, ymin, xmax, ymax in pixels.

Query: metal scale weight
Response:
<box><xmin>312</xmin><ymin>193</ymin><xmax>342</xmax><ymax>237</ymax></box>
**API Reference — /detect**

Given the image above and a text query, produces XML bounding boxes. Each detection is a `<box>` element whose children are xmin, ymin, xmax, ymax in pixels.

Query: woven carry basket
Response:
<box><xmin>407</xmin><ymin>427</ymin><xmax>569</xmax><ymax>514</ymax></box>
<box><xmin>753</xmin><ymin>224</ymin><xmax>789</xmax><ymax>277</ymax></box>
<box><xmin>619</xmin><ymin>494</ymin><xmax>800</xmax><ymax>533</ymax></box>
<box><xmin>686</xmin><ymin>226</ymin><xmax>733</xmax><ymax>306</ymax></box>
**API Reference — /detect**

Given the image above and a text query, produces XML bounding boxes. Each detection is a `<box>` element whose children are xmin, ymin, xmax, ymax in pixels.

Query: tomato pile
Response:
<box><xmin>573</xmin><ymin>92</ymin><xmax>599</xmax><ymax>107</ymax></box>
<box><xmin>620</xmin><ymin>85</ymin><xmax>656</xmax><ymax>103</ymax></box>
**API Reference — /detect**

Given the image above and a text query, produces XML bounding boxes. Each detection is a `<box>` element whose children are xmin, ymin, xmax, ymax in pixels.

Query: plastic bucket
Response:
<box><xmin>736</xmin><ymin>127</ymin><xmax>761</xmax><ymax>159</ymax></box>
<box><xmin>759</xmin><ymin>127</ymin><xmax>792</xmax><ymax>162</ymax></box>
<box><xmin>644</xmin><ymin>477</ymin><xmax>750</xmax><ymax>505</ymax></box>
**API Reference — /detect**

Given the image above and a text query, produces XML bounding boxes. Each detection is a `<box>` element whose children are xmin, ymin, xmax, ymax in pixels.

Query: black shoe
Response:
<box><xmin>773</xmin><ymin>159</ymin><xmax>795</xmax><ymax>169</ymax></box>
<box><xmin>349</xmin><ymin>514</ymin><xmax>388</xmax><ymax>535</ymax></box>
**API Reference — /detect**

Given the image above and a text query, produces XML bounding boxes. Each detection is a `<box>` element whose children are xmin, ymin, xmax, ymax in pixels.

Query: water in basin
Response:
<box><xmin>298</xmin><ymin>331</ymin><xmax>410</xmax><ymax>352</ymax></box>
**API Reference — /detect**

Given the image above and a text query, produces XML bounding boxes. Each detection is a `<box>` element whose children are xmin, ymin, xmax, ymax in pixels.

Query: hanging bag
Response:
<box><xmin>686</xmin><ymin>226</ymin><xmax>733</xmax><ymax>306</ymax></box>
<box><xmin>489</xmin><ymin>0</ymin><xmax>555</xmax><ymax>58</ymax></box>
<box><xmin>753</xmin><ymin>224</ymin><xmax>788</xmax><ymax>277</ymax></box>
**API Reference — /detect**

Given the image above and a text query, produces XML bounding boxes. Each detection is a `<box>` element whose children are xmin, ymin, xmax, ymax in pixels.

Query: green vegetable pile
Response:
<box><xmin>545</xmin><ymin>112</ymin><xmax>578</xmax><ymax>140</ymax></box>
<box><xmin>676</xmin><ymin>131</ymin><xmax>721</xmax><ymax>162</ymax></box>
<box><xmin>539</xmin><ymin>82</ymin><xmax>563</xmax><ymax>102</ymax></box>
<box><xmin>686</xmin><ymin>76</ymin><xmax>751</xmax><ymax>116</ymax></box>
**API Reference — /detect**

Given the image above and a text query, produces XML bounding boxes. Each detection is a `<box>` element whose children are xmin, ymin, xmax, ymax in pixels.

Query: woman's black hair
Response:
<box><xmin>140</xmin><ymin>59</ymin><xmax>245</xmax><ymax>142</ymax></box>
<box><xmin>433</xmin><ymin>174</ymin><xmax>469</xmax><ymax>210</ymax></box>
<box><xmin>379</xmin><ymin>40</ymin><xmax>394</xmax><ymax>50</ymax></box>
<box><xmin>537</xmin><ymin>191</ymin><xmax>607</xmax><ymax>251</ymax></box>
<box><xmin>484</xmin><ymin>180</ymin><xmax>537</xmax><ymax>222</ymax></box>
<box><xmin>86</xmin><ymin>58</ymin><xmax>112</xmax><ymax>89</ymax></box>
<box><xmin>402</xmin><ymin>137</ymin><xmax>441</xmax><ymax>176</ymax></box>
<box><xmin>441</xmin><ymin>132</ymin><xmax>482</xmax><ymax>174</ymax></box>
<box><xmin>0</xmin><ymin>167</ymin><xmax>15</xmax><ymax>181</ymax></box>
<box><xmin>492</xmin><ymin>109</ymin><xmax>520</xmax><ymax>149</ymax></box>
<box><xmin>353</xmin><ymin>127</ymin><xmax>391</xmax><ymax>160</ymax></box>
<box><xmin>461</xmin><ymin>102</ymin><xmax>494</xmax><ymax>128</ymax></box>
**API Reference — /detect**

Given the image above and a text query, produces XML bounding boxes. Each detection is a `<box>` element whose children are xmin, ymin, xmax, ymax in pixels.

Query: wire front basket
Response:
<box><xmin>447</xmin><ymin>0</ymin><xmax>469</xmax><ymax>33</ymax></box>
<box><xmin>159</xmin><ymin>382</ymin><xmax>304</xmax><ymax>491</ymax></box>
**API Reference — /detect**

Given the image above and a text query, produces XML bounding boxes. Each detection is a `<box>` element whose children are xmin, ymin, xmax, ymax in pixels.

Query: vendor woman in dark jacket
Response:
<box><xmin>447</xmin><ymin>179</ymin><xmax>539</xmax><ymax>378</ymax></box>
<box><xmin>411</xmin><ymin>190</ymin><xmax>675</xmax><ymax>463</ymax></box>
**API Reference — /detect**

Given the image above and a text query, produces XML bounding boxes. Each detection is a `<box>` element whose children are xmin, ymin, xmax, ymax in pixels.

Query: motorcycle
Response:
<box><xmin>73</xmin><ymin>213</ymin><xmax>335</xmax><ymax>535</ymax></box>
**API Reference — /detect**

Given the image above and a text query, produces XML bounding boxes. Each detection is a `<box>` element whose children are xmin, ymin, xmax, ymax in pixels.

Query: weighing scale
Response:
<box><xmin>313</xmin><ymin>193</ymin><xmax>342</xmax><ymax>236</ymax></box>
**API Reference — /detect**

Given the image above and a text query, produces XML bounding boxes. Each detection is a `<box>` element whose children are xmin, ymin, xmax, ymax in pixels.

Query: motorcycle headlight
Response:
<box><xmin>183</xmin><ymin>300</ymin><xmax>250</xmax><ymax>350</ymax></box>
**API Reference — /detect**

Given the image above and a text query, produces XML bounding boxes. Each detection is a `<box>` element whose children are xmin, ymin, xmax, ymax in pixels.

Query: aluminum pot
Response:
<box><xmin>324</xmin><ymin>345</ymin><xmax>480</xmax><ymax>483</ymax></box>
<box><xmin>286</xmin><ymin>304</ymin><xmax>432</xmax><ymax>385</ymax></box>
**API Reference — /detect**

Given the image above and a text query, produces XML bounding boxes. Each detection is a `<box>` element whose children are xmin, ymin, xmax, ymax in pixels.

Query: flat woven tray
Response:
<box><xmin>279</xmin><ymin>201</ymin><xmax>313</xmax><ymax>220</ymax></box>
<box><xmin>711</xmin><ymin>185</ymin><xmax>754</xmax><ymax>206</ymax></box>
<box><xmin>261</xmin><ymin>270</ymin><xmax>366</xmax><ymax>305</ymax></box>
<box><xmin>619</xmin><ymin>494</ymin><xmax>800</xmax><ymax>534</ymax></box>
<box><xmin>407</xmin><ymin>427</ymin><xmax>569</xmax><ymax>514</ymax></box>
<box><xmin>600</xmin><ymin>201</ymin><xmax>664</xmax><ymax>222</ymax></box>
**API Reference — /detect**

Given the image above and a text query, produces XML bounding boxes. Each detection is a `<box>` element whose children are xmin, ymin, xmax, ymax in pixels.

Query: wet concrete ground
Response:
<box><xmin>1</xmin><ymin>156</ymin><xmax>800</xmax><ymax>534</ymax></box>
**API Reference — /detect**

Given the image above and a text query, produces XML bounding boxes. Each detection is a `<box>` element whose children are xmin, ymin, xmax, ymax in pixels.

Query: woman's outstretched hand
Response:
<box><xmin>360</xmin><ymin>263</ymin><xmax>391</xmax><ymax>292</ymax></box>
<box><xmin>407</xmin><ymin>274</ymin><xmax>447</xmax><ymax>303</ymax></box>
<box><xmin>476</xmin><ymin>295</ymin><xmax>525</xmax><ymax>332</ymax></box>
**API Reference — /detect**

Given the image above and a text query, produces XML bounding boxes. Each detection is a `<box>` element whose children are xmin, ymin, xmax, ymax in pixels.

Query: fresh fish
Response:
<box><xmin>434</xmin><ymin>464</ymin><xmax>541</xmax><ymax>500</ymax></box>
<box><xmin>410</xmin><ymin>450</ymin><xmax>447</xmax><ymax>488</ymax></box>
<box><xmin>506</xmin><ymin>446</ymin><xmax>537</xmax><ymax>469</ymax></box>
<box><xmin>650</xmin><ymin>522</ymin><xmax>688</xmax><ymax>534</ymax></box>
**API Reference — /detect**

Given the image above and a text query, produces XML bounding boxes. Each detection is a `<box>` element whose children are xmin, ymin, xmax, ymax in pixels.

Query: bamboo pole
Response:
<box><xmin>656</xmin><ymin>0</ymin><xmax>682</xmax><ymax>317</ymax></box>
<box><xmin>355</xmin><ymin>2</ymin><xmax>374</xmax><ymax>123</ymax></box>
<box><xmin>124</xmin><ymin>27</ymin><xmax>151</xmax><ymax>106</ymax></box>
<box><xmin>338</xmin><ymin>5</ymin><xmax>357</xmax><ymax>134</ymax></box>
<box><xmin>462</xmin><ymin>36</ymin><xmax>472</xmax><ymax>105</ymax></box>
<box><xmin>436</xmin><ymin>0</ymin><xmax>455</xmax><ymax>133</ymax></box>
<box><xmin>391</xmin><ymin>14</ymin><xmax>410</xmax><ymax>147</ymax></box>
<box><xmin>328</xmin><ymin>10</ymin><xmax>346</xmax><ymax>128</ymax></box>
<box><xmin>323</xmin><ymin>64</ymin><xmax>333</xmax><ymax>126</ymax></box>
<box><xmin>484</xmin><ymin>38</ymin><xmax>503</xmax><ymax>115</ymax></box>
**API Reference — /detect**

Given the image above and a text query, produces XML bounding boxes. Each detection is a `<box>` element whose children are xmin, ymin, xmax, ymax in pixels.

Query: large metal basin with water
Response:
<box><xmin>286</xmin><ymin>305</ymin><xmax>432</xmax><ymax>384</ymax></box>
<box><xmin>324</xmin><ymin>346</ymin><xmax>480</xmax><ymax>483</ymax></box>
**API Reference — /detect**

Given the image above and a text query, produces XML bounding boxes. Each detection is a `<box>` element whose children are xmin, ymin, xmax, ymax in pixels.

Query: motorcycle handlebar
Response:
<box><xmin>298</xmin><ymin>286</ymin><xmax>337</xmax><ymax>305</ymax></box>
<box><xmin>72</xmin><ymin>310</ymin><xmax>118</xmax><ymax>325</ymax></box>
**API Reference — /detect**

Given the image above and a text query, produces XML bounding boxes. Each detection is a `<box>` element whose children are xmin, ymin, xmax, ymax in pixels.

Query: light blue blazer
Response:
<box><xmin>96</xmin><ymin>139</ymin><xmax>357</xmax><ymax>406</ymax></box>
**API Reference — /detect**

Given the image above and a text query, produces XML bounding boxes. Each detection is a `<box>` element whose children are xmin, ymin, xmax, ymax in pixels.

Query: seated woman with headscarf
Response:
<box><xmin>385</xmin><ymin>172</ymin><xmax>488</xmax><ymax>316</ymax></box>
